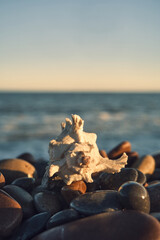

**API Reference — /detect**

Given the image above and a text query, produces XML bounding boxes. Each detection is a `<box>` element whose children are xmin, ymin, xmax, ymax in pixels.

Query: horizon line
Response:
<box><xmin>0</xmin><ymin>89</ymin><xmax>160</xmax><ymax>94</ymax></box>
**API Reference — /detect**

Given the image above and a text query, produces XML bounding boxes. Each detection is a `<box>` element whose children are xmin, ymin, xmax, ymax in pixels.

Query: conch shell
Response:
<box><xmin>42</xmin><ymin>114</ymin><xmax>128</xmax><ymax>186</ymax></box>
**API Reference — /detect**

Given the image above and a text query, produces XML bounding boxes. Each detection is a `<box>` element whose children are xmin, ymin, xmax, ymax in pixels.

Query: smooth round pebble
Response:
<box><xmin>132</xmin><ymin>155</ymin><xmax>155</xmax><ymax>176</ymax></box>
<box><xmin>0</xmin><ymin>172</ymin><xmax>5</xmax><ymax>188</ymax></box>
<box><xmin>61</xmin><ymin>181</ymin><xmax>87</xmax><ymax>205</ymax></box>
<box><xmin>70</xmin><ymin>190</ymin><xmax>123</xmax><ymax>216</ymax></box>
<box><xmin>34</xmin><ymin>159</ymin><xmax>48</xmax><ymax>178</ymax></box>
<box><xmin>126</xmin><ymin>151</ymin><xmax>139</xmax><ymax>167</ymax></box>
<box><xmin>0</xmin><ymin>158</ymin><xmax>37</xmax><ymax>184</ymax></box>
<box><xmin>32</xmin><ymin>210</ymin><xmax>160</xmax><ymax>240</ymax></box>
<box><xmin>100</xmin><ymin>168</ymin><xmax>138</xmax><ymax>190</ymax></box>
<box><xmin>11</xmin><ymin>177</ymin><xmax>35</xmax><ymax>192</ymax></box>
<box><xmin>136</xmin><ymin>169</ymin><xmax>146</xmax><ymax>185</ymax></box>
<box><xmin>147</xmin><ymin>182</ymin><xmax>160</xmax><ymax>212</ymax></box>
<box><xmin>34</xmin><ymin>191</ymin><xmax>62</xmax><ymax>214</ymax></box>
<box><xmin>118</xmin><ymin>181</ymin><xmax>150</xmax><ymax>213</ymax></box>
<box><xmin>152</xmin><ymin>152</ymin><xmax>160</xmax><ymax>168</ymax></box>
<box><xmin>12</xmin><ymin>212</ymin><xmax>51</xmax><ymax>240</ymax></box>
<box><xmin>47</xmin><ymin>209</ymin><xmax>80</xmax><ymax>229</ymax></box>
<box><xmin>149</xmin><ymin>168</ymin><xmax>160</xmax><ymax>181</ymax></box>
<box><xmin>0</xmin><ymin>189</ymin><xmax>23</xmax><ymax>237</ymax></box>
<box><xmin>108</xmin><ymin>141</ymin><xmax>131</xmax><ymax>159</ymax></box>
<box><xmin>3</xmin><ymin>184</ymin><xmax>35</xmax><ymax>219</ymax></box>
<box><xmin>17</xmin><ymin>152</ymin><xmax>36</xmax><ymax>165</ymax></box>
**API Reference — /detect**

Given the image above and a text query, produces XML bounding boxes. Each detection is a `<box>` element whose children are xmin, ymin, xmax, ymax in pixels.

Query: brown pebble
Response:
<box><xmin>32</xmin><ymin>210</ymin><xmax>160</xmax><ymax>240</ymax></box>
<box><xmin>99</xmin><ymin>150</ymin><xmax>108</xmax><ymax>158</ymax></box>
<box><xmin>132</xmin><ymin>155</ymin><xmax>155</xmax><ymax>176</ymax></box>
<box><xmin>108</xmin><ymin>141</ymin><xmax>131</xmax><ymax>159</ymax></box>
<box><xmin>0</xmin><ymin>189</ymin><xmax>22</xmax><ymax>237</ymax></box>
<box><xmin>3</xmin><ymin>184</ymin><xmax>35</xmax><ymax>219</ymax></box>
<box><xmin>0</xmin><ymin>172</ymin><xmax>5</xmax><ymax>188</ymax></box>
<box><xmin>0</xmin><ymin>158</ymin><xmax>37</xmax><ymax>184</ymax></box>
<box><xmin>61</xmin><ymin>181</ymin><xmax>87</xmax><ymax>205</ymax></box>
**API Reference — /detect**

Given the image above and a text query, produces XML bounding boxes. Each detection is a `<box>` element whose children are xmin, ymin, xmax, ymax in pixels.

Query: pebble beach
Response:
<box><xmin>1</xmin><ymin>92</ymin><xmax>160</xmax><ymax>239</ymax></box>
<box><xmin>1</xmin><ymin>141</ymin><xmax>160</xmax><ymax>240</ymax></box>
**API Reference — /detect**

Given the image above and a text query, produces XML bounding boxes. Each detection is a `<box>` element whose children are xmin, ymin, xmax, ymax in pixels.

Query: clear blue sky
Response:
<box><xmin>0</xmin><ymin>0</ymin><xmax>160</xmax><ymax>91</ymax></box>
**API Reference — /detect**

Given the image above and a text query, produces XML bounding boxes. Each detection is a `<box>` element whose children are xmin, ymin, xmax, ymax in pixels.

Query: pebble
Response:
<box><xmin>3</xmin><ymin>184</ymin><xmax>35</xmax><ymax>219</ymax></box>
<box><xmin>70</xmin><ymin>190</ymin><xmax>123</xmax><ymax>216</ymax></box>
<box><xmin>100</xmin><ymin>168</ymin><xmax>138</xmax><ymax>190</ymax></box>
<box><xmin>118</xmin><ymin>181</ymin><xmax>150</xmax><ymax>213</ymax></box>
<box><xmin>147</xmin><ymin>182</ymin><xmax>160</xmax><ymax>212</ymax></box>
<box><xmin>0</xmin><ymin>189</ymin><xmax>22</xmax><ymax>238</ymax></box>
<box><xmin>108</xmin><ymin>141</ymin><xmax>131</xmax><ymax>159</ymax></box>
<box><xmin>152</xmin><ymin>152</ymin><xmax>160</xmax><ymax>168</ymax></box>
<box><xmin>17</xmin><ymin>152</ymin><xmax>36</xmax><ymax>165</ymax></box>
<box><xmin>46</xmin><ymin>209</ymin><xmax>80</xmax><ymax>229</ymax></box>
<box><xmin>34</xmin><ymin>191</ymin><xmax>62</xmax><ymax>214</ymax></box>
<box><xmin>0</xmin><ymin>158</ymin><xmax>37</xmax><ymax>184</ymax></box>
<box><xmin>34</xmin><ymin>159</ymin><xmax>48</xmax><ymax>179</ymax></box>
<box><xmin>132</xmin><ymin>155</ymin><xmax>155</xmax><ymax>176</ymax></box>
<box><xmin>0</xmin><ymin>172</ymin><xmax>5</xmax><ymax>188</ymax></box>
<box><xmin>32</xmin><ymin>210</ymin><xmax>160</xmax><ymax>240</ymax></box>
<box><xmin>11</xmin><ymin>177</ymin><xmax>36</xmax><ymax>192</ymax></box>
<box><xmin>136</xmin><ymin>169</ymin><xmax>146</xmax><ymax>185</ymax></box>
<box><xmin>148</xmin><ymin>168</ymin><xmax>160</xmax><ymax>181</ymax></box>
<box><xmin>126</xmin><ymin>151</ymin><xmax>139</xmax><ymax>167</ymax></box>
<box><xmin>61</xmin><ymin>180</ymin><xmax>87</xmax><ymax>205</ymax></box>
<box><xmin>12</xmin><ymin>212</ymin><xmax>51</xmax><ymax>240</ymax></box>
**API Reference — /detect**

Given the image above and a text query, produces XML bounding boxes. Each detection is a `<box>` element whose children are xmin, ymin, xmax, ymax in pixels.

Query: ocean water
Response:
<box><xmin>0</xmin><ymin>92</ymin><xmax>160</xmax><ymax>161</ymax></box>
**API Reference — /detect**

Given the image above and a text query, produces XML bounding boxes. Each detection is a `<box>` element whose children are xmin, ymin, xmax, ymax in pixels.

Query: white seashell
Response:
<box><xmin>42</xmin><ymin>114</ymin><xmax>128</xmax><ymax>186</ymax></box>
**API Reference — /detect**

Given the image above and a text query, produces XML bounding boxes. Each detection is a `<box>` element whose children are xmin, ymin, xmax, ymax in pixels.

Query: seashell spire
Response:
<box><xmin>42</xmin><ymin>114</ymin><xmax>128</xmax><ymax>186</ymax></box>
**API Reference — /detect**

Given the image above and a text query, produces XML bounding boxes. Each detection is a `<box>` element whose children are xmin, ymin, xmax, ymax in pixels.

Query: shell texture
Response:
<box><xmin>42</xmin><ymin>115</ymin><xmax>128</xmax><ymax>186</ymax></box>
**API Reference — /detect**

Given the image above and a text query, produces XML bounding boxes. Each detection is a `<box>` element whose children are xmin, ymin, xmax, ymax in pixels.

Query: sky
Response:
<box><xmin>0</xmin><ymin>0</ymin><xmax>160</xmax><ymax>92</ymax></box>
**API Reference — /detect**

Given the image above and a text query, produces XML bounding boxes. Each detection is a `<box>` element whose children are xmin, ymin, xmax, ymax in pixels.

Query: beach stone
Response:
<box><xmin>31</xmin><ymin>185</ymin><xmax>47</xmax><ymax>197</ymax></box>
<box><xmin>100</xmin><ymin>168</ymin><xmax>138</xmax><ymax>190</ymax></box>
<box><xmin>126</xmin><ymin>151</ymin><xmax>139</xmax><ymax>167</ymax></box>
<box><xmin>147</xmin><ymin>180</ymin><xmax>160</xmax><ymax>186</ymax></box>
<box><xmin>108</xmin><ymin>141</ymin><xmax>131</xmax><ymax>159</ymax></box>
<box><xmin>147</xmin><ymin>182</ymin><xmax>160</xmax><ymax>212</ymax></box>
<box><xmin>150</xmin><ymin>212</ymin><xmax>160</xmax><ymax>222</ymax></box>
<box><xmin>12</xmin><ymin>212</ymin><xmax>51</xmax><ymax>240</ymax></box>
<box><xmin>61</xmin><ymin>180</ymin><xmax>87</xmax><ymax>205</ymax></box>
<box><xmin>0</xmin><ymin>172</ymin><xmax>5</xmax><ymax>188</ymax></box>
<box><xmin>11</xmin><ymin>177</ymin><xmax>35</xmax><ymax>192</ymax></box>
<box><xmin>34</xmin><ymin>191</ymin><xmax>62</xmax><ymax>214</ymax></box>
<box><xmin>149</xmin><ymin>168</ymin><xmax>160</xmax><ymax>181</ymax></box>
<box><xmin>34</xmin><ymin>159</ymin><xmax>48</xmax><ymax>179</ymax></box>
<box><xmin>152</xmin><ymin>152</ymin><xmax>160</xmax><ymax>168</ymax></box>
<box><xmin>132</xmin><ymin>155</ymin><xmax>155</xmax><ymax>176</ymax></box>
<box><xmin>118</xmin><ymin>181</ymin><xmax>150</xmax><ymax>213</ymax></box>
<box><xmin>17</xmin><ymin>152</ymin><xmax>36</xmax><ymax>165</ymax></box>
<box><xmin>47</xmin><ymin>174</ymin><xmax>65</xmax><ymax>192</ymax></box>
<box><xmin>0</xmin><ymin>189</ymin><xmax>22</xmax><ymax>238</ymax></box>
<box><xmin>32</xmin><ymin>210</ymin><xmax>160</xmax><ymax>240</ymax></box>
<box><xmin>3</xmin><ymin>184</ymin><xmax>35</xmax><ymax>219</ymax></box>
<box><xmin>46</xmin><ymin>209</ymin><xmax>80</xmax><ymax>229</ymax></box>
<box><xmin>70</xmin><ymin>190</ymin><xmax>123</xmax><ymax>216</ymax></box>
<box><xmin>0</xmin><ymin>158</ymin><xmax>37</xmax><ymax>184</ymax></box>
<box><xmin>136</xmin><ymin>169</ymin><xmax>146</xmax><ymax>185</ymax></box>
<box><xmin>99</xmin><ymin>149</ymin><xmax>108</xmax><ymax>158</ymax></box>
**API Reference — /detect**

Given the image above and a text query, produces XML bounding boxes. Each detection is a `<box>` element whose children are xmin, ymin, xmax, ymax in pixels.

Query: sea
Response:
<box><xmin>0</xmin><ymin>92</ymin><xmax>160</xmax><ymax>161</ymax></box>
